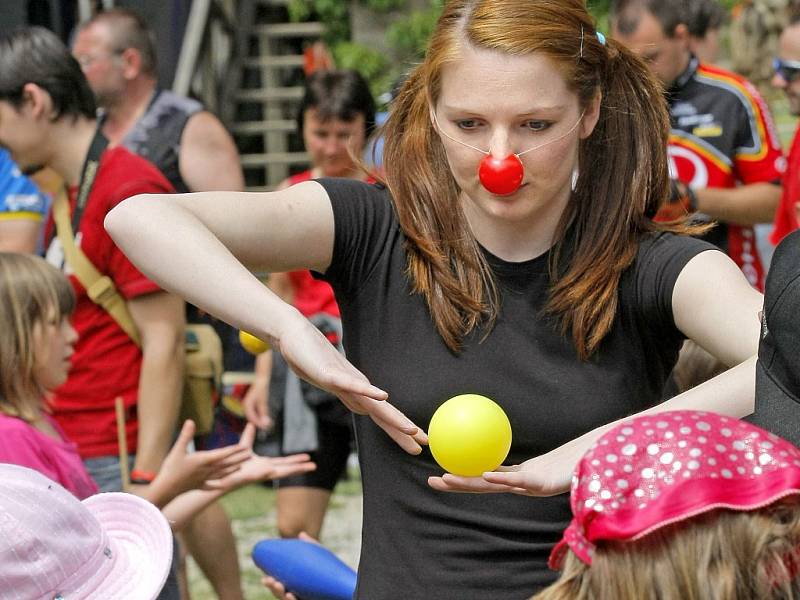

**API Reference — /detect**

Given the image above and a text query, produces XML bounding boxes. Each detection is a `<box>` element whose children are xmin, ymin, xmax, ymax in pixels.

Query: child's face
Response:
<box><xmin>32</xmin><ymin>313</ymin><xmax>78</xmax><ymax>391</ymax></box>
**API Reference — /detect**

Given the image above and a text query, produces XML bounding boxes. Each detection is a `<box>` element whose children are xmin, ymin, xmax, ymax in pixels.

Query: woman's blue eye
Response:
<box><xmin>456</xmin><ymin>119</ymin><xmax>480</xmax><ymax>130</ymax></box>
<box><xmin>525</xmin><ymin>121</ymin><xmax>550</xmax><ymax>132</ymax></box>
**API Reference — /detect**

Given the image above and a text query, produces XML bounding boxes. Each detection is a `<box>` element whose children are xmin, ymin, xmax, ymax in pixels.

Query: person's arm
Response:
<box><xmin>429</xmin><ymin>250</ymin><xmax>763</xmax><ymax>496</ymax></box>
<box><xmin>128</xmin><ymin>290</ymin><xmax>186</xmax><ymax>474</ymax></box>
<box><xmin>179</xmin><ymin>111</ymin><xmax>245</xmax><ymax>192</ymax></box>
<box><xmin>136</xmin><ymin>421</ymin><xmax>314</xmax><ymax>530</ymax></box>
<box><xmin>105</xmin><ymin>183</ymin><xmax>426</xmax><ymax>453</ymax></box>
<box><xmin>0</xmin><ymin>218</ymin><xmax>41</xmax><ymax>253</ymax></box>
<box><xmin>694</xmin><ymin>182</ymin><xmax>781</xmax><ymax>225</ymax></box>
<box><xmin>160</xmin><ymin>453</ymin><xmax>315</xmax><ymax>531</ymax></box>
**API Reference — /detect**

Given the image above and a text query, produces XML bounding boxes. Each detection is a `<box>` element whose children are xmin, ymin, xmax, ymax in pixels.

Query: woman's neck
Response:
<box><xmin>462</xmin><ymin>191</ymin><xmax>569</xmax><ymax>263</ymax></box>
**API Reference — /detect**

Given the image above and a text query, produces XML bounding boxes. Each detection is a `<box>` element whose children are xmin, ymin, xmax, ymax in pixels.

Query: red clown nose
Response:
<box><xmin>478</xmin><ymin>154</ymin><xmax>524</xmax><ymax>196</ymax></box>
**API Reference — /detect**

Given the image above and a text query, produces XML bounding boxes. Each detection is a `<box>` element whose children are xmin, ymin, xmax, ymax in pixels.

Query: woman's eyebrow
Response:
<box><xmin>440</xmin><ymin>103</ymin><xmax>570</xmax><ymax>115</ymax></box>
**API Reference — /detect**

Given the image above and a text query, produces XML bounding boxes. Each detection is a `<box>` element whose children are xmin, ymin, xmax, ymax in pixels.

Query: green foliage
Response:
<box><xmin>288</xmin><ymin>0</ymin><xmax>350</xmax><ymax>44</ymax></box>
<box><xmin>386</xmin><ymin>2</ymin><xmax>444</xmax><ymax>59</ymax></box>
<box><xmin>359</xmin><ymin>0</ymin><xmax>406</xmax><ymax>11</ymax></box>
<box><xmin>288</xmin><ymin>0</ymin><xmax>631</xmax><ymax>101</ymax></box>
<box><xmin>331</xmin><ymin>41</ymin><xmax>394</xmax><ymax>100</ymax></box>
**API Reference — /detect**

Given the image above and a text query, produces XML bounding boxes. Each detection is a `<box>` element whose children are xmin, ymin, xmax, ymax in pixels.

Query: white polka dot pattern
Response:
<box><xmin>548</xmin><ymin>410</ymin><xmax>800</xmax><ymax>570</ymax></box>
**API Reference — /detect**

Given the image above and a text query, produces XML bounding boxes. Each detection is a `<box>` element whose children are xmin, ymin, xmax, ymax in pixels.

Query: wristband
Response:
<box><xmin>130</xmin><ymin>469</ymin><xmax>157</xmax><ymax>484</ymax></box>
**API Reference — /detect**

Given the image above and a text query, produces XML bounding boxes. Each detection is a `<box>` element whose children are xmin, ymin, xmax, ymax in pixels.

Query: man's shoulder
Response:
<box><xmin>155</xmin><ymin>89</ymin><xmax>203</xmax><ymax>114</ymax></box>
<box><xmin>692</xmin><ymin>63</ymin><xmax>763</xmax><ymax>104</ymax></box>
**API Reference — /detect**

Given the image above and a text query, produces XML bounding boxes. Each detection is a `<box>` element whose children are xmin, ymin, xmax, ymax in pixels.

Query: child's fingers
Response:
<box><xmin>238</xmin><ymin>422</ymin><xmax>256</xmax><ymax>449</ymax></box>
<box><xmin>206</xmin><ymin>447</ymin><xmax>252</xmax><ymax>471</ymax></box>
<box><xmin>174</xmin><ymin>420</ymin><xmax>196</xmax><ymax>451</ymax></box>
<box><xmin>272</xmin><ymin>462</ymin><xmax>316</xmax><ymax>480</ymax></box>
<box><xmin>271</xmin><ymin>453</ymin><xmax>312</xmax><ymax>465</ymax></box>
<box><xmin>193</xmin><ymin>442</ymin><xmax>251</xmax><ymax>466</ymax></box>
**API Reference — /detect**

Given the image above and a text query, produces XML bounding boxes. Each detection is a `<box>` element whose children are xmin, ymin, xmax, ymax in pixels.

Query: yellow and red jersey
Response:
<box><xmin>666</xmin><ymin>57</ymin><xmax>785</xmax><ymax>290</ymax></box>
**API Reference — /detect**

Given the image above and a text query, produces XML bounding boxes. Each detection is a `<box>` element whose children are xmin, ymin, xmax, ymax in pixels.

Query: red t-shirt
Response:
<box><xmin>772</xmin><ymin>123</ymin><xmax>800</xmax><ymax>245</ymax></box>
<box><xmin>44</xmin><ymin>147</ymin><xmax>173</xmax><ymax>458</ymax></box>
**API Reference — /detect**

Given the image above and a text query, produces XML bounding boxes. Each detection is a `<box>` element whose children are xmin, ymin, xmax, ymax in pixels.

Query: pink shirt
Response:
<box><xmin>0</xmin><ymin>412</ymin><xmax>98</xmax><ymax>499</ymax></box>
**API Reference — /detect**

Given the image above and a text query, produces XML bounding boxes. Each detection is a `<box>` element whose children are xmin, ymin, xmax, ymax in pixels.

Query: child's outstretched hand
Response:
<box><xmin>145</xmin><ymin>420</ymin><xmax>253</xmax><ymax>506</ymax></box>
<box><xmin>203</xmin><ymin>423</ymin><xmax>315</xmax><ymax>491</ymax></box>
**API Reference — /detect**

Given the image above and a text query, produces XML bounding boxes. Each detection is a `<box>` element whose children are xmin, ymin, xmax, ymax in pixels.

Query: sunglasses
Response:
<box><xmin>773</xmin><ymin>57</ymin><xmax>800</xmax><ymax>82</ymax></box>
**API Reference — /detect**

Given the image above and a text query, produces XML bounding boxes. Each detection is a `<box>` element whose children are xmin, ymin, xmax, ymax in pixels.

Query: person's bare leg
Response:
<box><xmin>276</xmin><ymin>487</ymin><xmax>332</xmax><ymax>539</ymax></box>
<box><xmin>181</xmin><ymin>501</ymin><xmax>244</xmax><ymax>600</ymax></box>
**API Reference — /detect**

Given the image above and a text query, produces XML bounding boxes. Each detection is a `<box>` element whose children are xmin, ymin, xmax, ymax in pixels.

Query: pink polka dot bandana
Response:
<box><xmin>549</xmin><ymin>410</ymin><xmax>800</xmax><ymax>570</ymax></box>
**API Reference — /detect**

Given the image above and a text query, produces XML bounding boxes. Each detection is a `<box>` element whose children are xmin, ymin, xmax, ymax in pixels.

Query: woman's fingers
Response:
<box><xmin>370</xmin><ymin>411</ymin><xmax>423</xmax><ymax>455</ymax></box>
<box><xmin>364</xmin><ymin>396</ymin><xmax>421</xmax><ymax>436</ymax></box>
<box><xmin>427</xmin><ymin>474</ymin><xmax>518</xmax><ymax>494</ymax></box>
<box><xmin>481</xmin><ymin>470</ymin><xmax>565</xmax><ymax>497</ymax></box>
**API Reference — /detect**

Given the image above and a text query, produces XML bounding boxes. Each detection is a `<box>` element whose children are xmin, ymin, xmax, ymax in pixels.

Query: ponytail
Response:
<box><xmin>546</xmin><ymin>37</ymin><xmax>677</xmax><ymax>359</ymax></box>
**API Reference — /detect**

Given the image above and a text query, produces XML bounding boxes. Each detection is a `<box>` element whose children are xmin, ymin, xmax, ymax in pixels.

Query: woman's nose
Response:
<box><xmin>487</xmin><ymin>129</ymin><xmax>514</xmax><ymax>158</ymax></box>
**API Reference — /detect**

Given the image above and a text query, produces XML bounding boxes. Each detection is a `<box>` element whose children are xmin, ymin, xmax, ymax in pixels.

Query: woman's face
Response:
<box><xmin>302</xmin><ymin>107</ymin><xmax>367</xmax><ymax>178</ymax></box>
<box><xmin>433</xmin><ymin>46</ymin><xmax>598</xmax><ymax>249</ymax></box>
<box><xmin>32</xmin><ymin>313</ymin><xmax>77</xmax><ymax>391</ymax></box>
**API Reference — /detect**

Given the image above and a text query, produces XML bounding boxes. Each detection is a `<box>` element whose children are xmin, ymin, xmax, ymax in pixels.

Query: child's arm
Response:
<box><xmin>134</xmin><ymin>420</ymin><xmax>253</xmax><ymax>508</ymax></box>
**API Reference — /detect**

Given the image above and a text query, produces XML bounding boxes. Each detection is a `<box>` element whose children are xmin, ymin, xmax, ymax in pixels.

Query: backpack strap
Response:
<box><xmin>52</xmin><ymin>186</ymin><xmax>142</xmax><ymax>348</ymax></box>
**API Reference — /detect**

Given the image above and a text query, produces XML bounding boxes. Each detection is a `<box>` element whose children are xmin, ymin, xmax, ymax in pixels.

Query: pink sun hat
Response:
<box><xmin>549</xmin><ymin>410</ymin><xmax>800</xmax><ymax>570</ymax></box>
<box><xmin>0</xmin><ymin>463</ymin><xmax>173</xmax><ymax>599</ymax></box>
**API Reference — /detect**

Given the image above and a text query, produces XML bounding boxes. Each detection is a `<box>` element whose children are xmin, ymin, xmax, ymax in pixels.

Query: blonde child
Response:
<box><xmin>535</xmin><ymin>410</ymin><xmax>800</xmax><ymax>600</ymax></box>
<box><xmin>0</xmin><ymin>251</ymin><xmax>315</xmax><ymax>527</ymax></box>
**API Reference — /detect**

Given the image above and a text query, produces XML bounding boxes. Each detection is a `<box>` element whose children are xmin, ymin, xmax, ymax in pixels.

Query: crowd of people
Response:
<box><xmin>1</xmin><ymin>0</ymin><xmax>800</xmax><ymax>598</ymax></box>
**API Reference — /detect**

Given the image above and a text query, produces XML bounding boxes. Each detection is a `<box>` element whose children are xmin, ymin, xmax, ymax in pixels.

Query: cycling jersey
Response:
<box><xmin>667</xmin><ymin>57</ymin><xmax>785</xmax><ymax>290</ymax></box>
<box><xmin>0</xmin><ymin>149</ymin><xmax>49</xmax><ymax>223</ymax></box>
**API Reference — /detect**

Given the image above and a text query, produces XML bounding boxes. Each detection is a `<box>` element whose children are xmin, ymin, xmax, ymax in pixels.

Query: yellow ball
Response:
<box><xmin>239</xmin><ymin>330</ymin><xmax>270</xmax><ymax>354</ymax></box>
<box><xmin>428</xmin><ymin>394</ymin><xmax>512</xmax><ymax>476</ymax></box>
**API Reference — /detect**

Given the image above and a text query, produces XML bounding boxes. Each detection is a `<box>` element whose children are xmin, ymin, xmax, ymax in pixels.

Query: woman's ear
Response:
<box><xmin>580</xmin><ymin>89</ymin><xmax>602</xmax><ymax>139</ymax></box>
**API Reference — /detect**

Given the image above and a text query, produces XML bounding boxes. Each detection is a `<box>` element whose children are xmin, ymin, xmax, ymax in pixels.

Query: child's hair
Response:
<box><xmin>0</xmin><ymin>252</ymin><xmax>75</xmax><ymax>421</ymax></box>
<box><xmin>541</xmin><ymin>410</ymin><xmax>800</xmax><ymax>600</ymax></box>
<box><xmin>535</xmin><ymin>500</ymin><xmax>800</xmax><ymax>600</ymax></box>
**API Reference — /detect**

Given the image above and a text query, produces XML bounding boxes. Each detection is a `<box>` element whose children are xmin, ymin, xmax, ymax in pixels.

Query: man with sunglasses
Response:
<box><xmin>612</xmin><ymin>0</ymin><xmax>784</xmax><ymax>293</ymax></box>
<box><xmin>770</xmin><ymin>9</ymin><xmax>800</xmax><ymax>244</ymax></box>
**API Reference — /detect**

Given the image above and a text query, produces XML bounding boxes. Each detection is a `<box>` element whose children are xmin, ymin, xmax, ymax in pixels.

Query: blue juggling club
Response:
<box><xmin>252</xmin><ymin>538</ymin><xmax>357</xmax><ymax>600</ymax></box>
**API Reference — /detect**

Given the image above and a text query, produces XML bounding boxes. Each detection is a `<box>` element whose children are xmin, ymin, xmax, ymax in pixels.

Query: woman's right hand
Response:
<box><xmin>275</xmin><ymin>312</ymin><xmax>428</xmax><ymax>454</ymax></box>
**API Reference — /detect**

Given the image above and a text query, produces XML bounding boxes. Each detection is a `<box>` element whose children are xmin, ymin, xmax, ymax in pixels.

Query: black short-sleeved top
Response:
<box><xmin>314</xmin><ymin>178</ymin><xmax>716</xmax><ymax>599</ymax></box>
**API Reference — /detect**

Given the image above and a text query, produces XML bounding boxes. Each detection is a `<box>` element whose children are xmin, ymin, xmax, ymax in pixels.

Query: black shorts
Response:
<box><xmin>275</xmin><ymin>416</ymin><xmax>352</xmax><ymax>491</ymax></box>
<box><xmin>267</xmin><ymin>352</ymin><xmax>353</xmax><ymax>491</ymax></box>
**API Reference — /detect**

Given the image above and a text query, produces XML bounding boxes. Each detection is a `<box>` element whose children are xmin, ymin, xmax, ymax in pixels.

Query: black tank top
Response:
<box><xmin>120</xmin><ymin>89</ymin><xmax>202</xmax><ymax>193</ymax></box>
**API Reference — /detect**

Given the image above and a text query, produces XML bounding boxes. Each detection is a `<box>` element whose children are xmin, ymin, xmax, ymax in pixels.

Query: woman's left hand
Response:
<box><xmin>427</xmin><ymin>453</ymin><xmax>573</xmax><ymax>497</ymax></box>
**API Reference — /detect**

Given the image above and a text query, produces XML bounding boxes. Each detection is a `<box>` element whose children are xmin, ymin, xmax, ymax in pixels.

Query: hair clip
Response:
<box><xmin>596</xmin><ymin>31</ymin><xmax>606</xmax><ymax>46</ymax></box>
